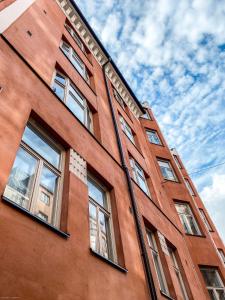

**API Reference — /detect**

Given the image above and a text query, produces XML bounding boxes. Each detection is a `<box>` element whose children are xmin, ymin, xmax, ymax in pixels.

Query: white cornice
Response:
<box><xmin>56</xmin><ymin>0</ymin><xmax>143</xmax><ymax>118</ymax></box>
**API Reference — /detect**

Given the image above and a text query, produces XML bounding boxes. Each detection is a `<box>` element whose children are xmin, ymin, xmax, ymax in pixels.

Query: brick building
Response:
<box><xmin>0</xmin><ymin>0</ymin><xmax>224</xmax><ymax>299</ymax></box>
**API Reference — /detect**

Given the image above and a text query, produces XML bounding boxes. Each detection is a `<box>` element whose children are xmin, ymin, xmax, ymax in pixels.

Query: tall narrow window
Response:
<box><xmin>158</xmin><ymin>159</ymin><xmax>178</xmax><ymax>181</ymax></box>
<box><xmin>200</xmin><ymin>267</ymin><xmax>225</xmax><ymax>300</ymax></box>
<box><xmin>130</xmin><ymin>157</ymin><xmax>150</xmax><ymax>196</ymax></box>
<box><xmin>175</xmin><ymin>202</ymin><xmax>201</xmax><ymax>235</ymax></box>
<box><xmin>65</xmin><ymin>23</ymin><xmax>85</xmax><ymax>52</ymax></box>
<box><xmin>199</xmin><ymin>209</ymin><xmax>213</xmax><ymax>232</ymax></box>
<box><xmin>218</xmin><ymin>249</ymin><xmax>225</xmax><ymax>265</ymax></box>
<box><xmin>3</xmin><ymin>122</ymin><xmax>63</xmax><ymax>227</ymax></box>
<box><xmin>146</xmin><ymin>130</ymin><xmax>162</xmax><ymax>145</ymax></box>
<box><xmin>184</xmin><ymin>178</ymin><xmax>195</xmax><ymax>196</ymax></box>
<box><xmin>114</xmin><ymin>89</ymin><xmax>125</xmax><ymax>109</ymax></box>
<box><xmin>168</xmin><ymin>247</ymin><xmax>189</xmax><ymax>300</ymax></box>
<box><xmin>88</xmin><ymin>177</ymin><xmax>116</xmax><ymax>261</ymax></box>
<box><xmin>147</xmin><ymin>230</ymin><xmax>170</xmax><ymax>296</ymax></box>
<box><xmin>60</xmin><ymin>40</ymin><xmax>89</xmax><ymax>83</ymax></box>
<box><xmin>119</xmin><ymin>115</ymin><xmax>135</xmax><ymax>144</ymax></box>
<box><xmin>52</xmin><ymin>71</ymin><xmax>93</xmax><ymax>132</ymax></box>
<box><xmin>173</xmin><ymin>155</ymin><xmax>182</xmax><ymax>169</ymax></box>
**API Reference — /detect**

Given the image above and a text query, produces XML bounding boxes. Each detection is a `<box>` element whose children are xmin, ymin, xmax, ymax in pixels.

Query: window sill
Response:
<box><xmin>185</xmin><ymin>233</ymin><xmax>206</xmax><ymax>238</ymax></box>
<box><xmin>160</xmin><ymin>291</ymin><xmax>175</xmax><ymax>300</ymax></box>
<box><xmin>60</xmin><ymin>48</ymin><xmax>97</xmax><ymax>96</ymax></box>
<box><xmin>2</xmin><ymin>196</ymin><xmax>70</xmax><ymax>239</ymax></box>
<box><xmin>90</xmin><ymin>248</ymin><xmax>128</xmax><ymax>273</ymax></box>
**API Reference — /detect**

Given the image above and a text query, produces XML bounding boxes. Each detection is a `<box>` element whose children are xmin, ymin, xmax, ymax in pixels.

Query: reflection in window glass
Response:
<box><xmin>130</xmin><ymin>158</ymin><xmax>150</xmax><ymax>196</ymax></box>
<box><xmin>200</xmin><ymin>268</ymin><xmax>225</xmax><ymax>300</ymax></box>
<box><xmin>158</xmin><ymin>160</ymin><xmax>177</xmax><ymax>181</ymax></box>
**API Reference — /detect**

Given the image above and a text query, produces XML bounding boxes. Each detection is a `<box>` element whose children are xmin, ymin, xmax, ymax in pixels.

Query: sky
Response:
<box><xmin>74</xmin><ymin>0</ymin><xmax>225</xmax><ymax>243</ymax></box>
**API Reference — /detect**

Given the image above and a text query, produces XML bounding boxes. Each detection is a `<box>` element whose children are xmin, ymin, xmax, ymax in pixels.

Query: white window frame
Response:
<box><xmin>60</xmin><ymin>40</ymin><xmax>89</xmax><ymax>83</ymax></box>
<box><xmin>199</xmin><ymin>209</ymin><xmax>213</xmax><ymax>232</ymax></box>
<box><xmin>184</xmin><ymin>178</ymin><xmax>195</xmax><ymax>196</ymax></box>
<box><xmin>200</xmin><ymin>267</ymin><xmax>225</xmax><ymax>300</ymax></box>
<box><xmin>130</xmin><ymin>157</ymin><xmax>150</xmax><ymax>196</ymax></box>
<box><xmin>173</xmin><ymin>155</ymin><xmax>182</xmax><ymax>169</ymax></box>
<box><xmin>52</xmin><ymin>71</ymin><xmax>93</xmax><ymax>132</ymax></box>
<box><xmin>64</xmin><ymin>23</ymin><xmax>85</xmax><ymax>52</ymax></box>
<box><xmin>169</xmin><ymin>248</ymin><xmax>189</xmax><ymax>300</ymax></box>
<box><xmin>114</xmin><ymin>89</ymin><xmax>125</xmax><ymax>109</ymax></box>
<box><xmin>218</xmin><ymin>249</ymin><xmax>225</xmax><ymax>266</ymax></box>
<box><xmin>146</xmin><ymin>130</ymin><xmax>162</xmax><ymax>145</ymax></box>
<box><xmin>175</xmin><ymin>202</ymin><xmax>201</xmax><ymax>236</ymax></box>
<box><xmin>158</xmin><ymin>159</ymin><xmax>178</xmax><ymax>182</ymax></box>
<box><xmin>88</xmin><ymin>176</ymin><xmax>117</xmax><ymax>262</ymax></box>
<box><xmin>147</xmin><ymin>230</ymin><xmax>170</xmax><ymax>296</ymax></box>
<box><xmin>119</xmin><ymin>115</ymin><xmax>135</xmax><ymax>144</ymax></box>
<box><xmin>3</xmin><ymin>121</ymin><xmax>64</xmax><ymax>228</ymax></box>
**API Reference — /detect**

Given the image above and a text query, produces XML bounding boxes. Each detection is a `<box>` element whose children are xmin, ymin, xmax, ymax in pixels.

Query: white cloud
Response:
<box><xmin>75</xmin><ymin>0</ymin><xmax>225</xmax><ymax>243</ymax></box>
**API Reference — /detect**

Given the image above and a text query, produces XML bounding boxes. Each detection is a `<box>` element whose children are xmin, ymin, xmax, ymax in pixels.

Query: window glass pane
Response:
<box><xmin>61</xmin><ymin>41</ymin><xmax>70</xmax><ymax>55</ymax></box>
<box><xmin>88</xmin><ymin>179</ymin><xmax>106</xmax><ymax>208</ymax></box>
<box><xmin>53</xmin><ymin>80</ymin><xmax>65</xmax><ymax>100</ymax></box>
<box><xmin>89</xmin><ymin>202</ymin><xmax>98</xmax><ymax>251</ymax></box>
<box><xmin>40</xmin><ymin>166</ymin><xmax>58</xmax><ymax>194</ymax></box>
<box><xmin>4</xmin><ymin>147</ymin><xmax>37</xmax><ymax>208</ymax></box>
<box><xmin>201</xmin><ymin>269</ymin><xmax>223</xmax><ymax>287</ymax></box>
<box><xmin>186</xmin><ymin>215</ymin><xmax>199</xmax><ymax>235</ymax></box>
<box><xmin>71</xmin><ymin>52</ymin><xmax>85</xmax><ymax>76</ymax></box>
<box><xmin>22</xmin><ymin>126</ymin><xmax>60</xmax><ymax>168</ymax></box>
<box><xmin>185</xmin><ymin>179</ymin><xmax>195</xmax><ymax>195</ymax></box>
<box><xmin>159</xmin><ymin>161</ymin><xmax>176</xmax><ymax>181</ymax></box>
<box><xmin>99</xmin><ymin>211</ymin><xmax>110</xmax><ymax>259</ymax></box>
<box><xmin>37</xmin><ymin>211</ymin><xmax>48</xmax><ymax>222</ymax></box>
<box><xmin>138</xmin><ymin>175</ymin><xmax>149</xmax><ymax>194</ymax></box>
<box><xmin>217</xmin><ymin>290</ymin><xmax>225</xmax><ymax>300</ymax></box>
<box><xmin>55</xmin><ymin>73</ymin><xmax>66</xmax><ymax>85</ymax></box>
<box><xmin>147</xmin><ymin>131</ymin><xmax>161</xmax><ymax>145</ymax></box>
<box><xmin>153</xmin><ymin>252</ymin><xmax>167</xmax><ymax>293</ymax></box>
<box><xmin>67</xmin><ymin>91</ymin><xmax>85</xmax><ymax>123</ymax></box>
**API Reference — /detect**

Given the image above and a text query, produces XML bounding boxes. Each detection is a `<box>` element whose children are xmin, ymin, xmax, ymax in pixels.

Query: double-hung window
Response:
<box><xmin>114</xmin><ymin>89</ymin><xmax>125</xmax><ymax>109</ymax></box>
<box><xmin>199</xmin><ymin>209</ymin><xmax>213</xmax><ymax>232</ymax></box>
<box><xmin>65</xmin><ymin>23</ymin><xmax>85</xmax><ymax>52</ymax></box>
<box><xmin>169</xmin><ymin>247</ymin><xmax>189</xmax><ymax>300</ymax></box>
<box><xmin>88</xmin><ymin>177</ymin><xmax>116</xmax><ymax>261</ymax></box>
<box><xmin>3</xmin><ymin>122</ymin><xmax>63</xmax><ymax>227</ymax></box>
<box><xmin>158</xmin><ymin>159</ymin><xmax>178</xmax><ymax>181</ymax></box>
<box><xmin>60</xmin><ymin>40</ymin><xmax>89</xmax><ymax>83</ymax></box>
<box><xmin>218</xmin><ymin>249</ymin><xmax>225</xmax><ymax>265</ymax></box>
<box><xmin>130</xmin><ymin>157</ymin><xmax>150</xmax><ymax>196</ymax></box>
<box><xmin>119</xmin><ymin>115</ymin><xmax>135</xmax><ymax>144</ymax></box>
<box><xmin>147</xmin><ymin>230</ymin><xmax>170</xmax><ymax>295</ymax></box>
<box><xmin>200</xmin><ymin>267</ymin><xmax>225</xmax><ymax>300</ymax></box>
<box><xmin>175</xmin><ymin>202</ymin><xmax>201</xmax><ymax>235</ymax></box>
<box><xmin>52</xmin><ymin>72</ymin><xmax>93</xmax><ymax>132</ymax></box>
<box><xmin>184</xmin><ymin>178</ymin><xmax>195</xmax><ymax>196</ymax></box>
<box><xmin>146</xmin><ymin>130</ymin><xmax>162</xmax><ymax>145</ymax></box>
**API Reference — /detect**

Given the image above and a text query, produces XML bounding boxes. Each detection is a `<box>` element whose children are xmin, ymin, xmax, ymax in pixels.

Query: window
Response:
<box><xmin>200</xmin><ymin>267</ymin><xmax>225</xmax><ymax>300</ymax></box>
<box><xmin>141</xmin><ymin>109</ymin><xmax>151</xmax><ymax>120</ymax></box>
<box><xmin>147</xmin><ymin>230</ymin><xmax>170</xmax><ymax>295</ymax></box>
<box><xmin>130</xmin><ymin>157</ymin><xmax>150</xmax><ymax>196</ymax></box>
<box><xmin>173</xmin><ymin>155</ymin><xmax>182</xmax><ymax>169</ymax></box>
<box><xmin>65</xmin><ymin>23</ymin><xmax>85</xmax><ymax>52</ymax></box>
<box><xmin>3</xmin><ymin>122</ymin><xmax>63</xmax><ymax>227</ymax></box>
<box><xmin>184</xmin><ymin>178</ymin><xmax>195</xmax><ymax>196</ymax></box>
<box><xmin>199</xmin><ymin>209</ymin><xmax>213</xmax><ymax>232</ymax></box>
<box><xmin>60</xmin><ymin>40</ymin><xmax>89</xmax><ymax>83</ymax></box>
<box><xmin>88</xmin><ymin>177</ymin><xmax>116</xmax><ymax>261</ymax></box>
<box><xmin>146</xmin><ymin>130</ymin><xmax>162</xmax><ymax>145</ymax></box>
<box><xmin>52</xmin><ymin>71</ymin><xmax>93</xmax><ymax>132</ymax></box>
<box><xmin>158</xmin><ymin>159</ymin><xmax>178</xmax><ymax>181</ymax></box>
<box><xmin>168</xmin><ymin>247</ymin><xmax>189</xmax><ymax>300</ymax></box>
<box><xmin>218</xmin><ymin>249</ymin><xmax>225</xmax><ymax>265</ymax></box>
<box><xmin>119</xmin><ymin>115</ymin><xmax>135</xmax><ymax>144</ymax></box>
<box><xmin>175</xmin><ymin>202</ymin><xmax>201</xmax><ymax>235</ymax></box>
<box><xmin>114</xmin><ymin>89</ymin><xmax>125</xmax><ymax>109</ymax></box>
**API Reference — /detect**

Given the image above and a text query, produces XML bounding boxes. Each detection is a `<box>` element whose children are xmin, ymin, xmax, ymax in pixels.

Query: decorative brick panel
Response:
<box><xmin>69</xmin><ymin>148</ymin><xmax>87</xmax><ymax>184</ymax></box>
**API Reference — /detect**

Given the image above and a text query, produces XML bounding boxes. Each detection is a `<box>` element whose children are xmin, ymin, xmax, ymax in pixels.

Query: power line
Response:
<box><xmin>188</xmin><ymin>161</ymin><xmax>225</xmax><ymax>176</ymax></box>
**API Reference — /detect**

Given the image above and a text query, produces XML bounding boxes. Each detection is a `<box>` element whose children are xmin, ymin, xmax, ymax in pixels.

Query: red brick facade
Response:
<box><xmin>0</xmin><ymin>1</ymin><xmax>224</xmax><ymax>299</ymax></box>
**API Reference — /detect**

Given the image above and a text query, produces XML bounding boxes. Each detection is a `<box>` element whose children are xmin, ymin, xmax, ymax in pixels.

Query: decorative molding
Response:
<box><xmin>56</xmin><ymin>0</ymin><xmax>143</xmax><ymax>119</ymax></box>
<box><xmin>69</xmin><ymin>148</ymin><xmax>87</xmax><ymax>184</ymax></box>
<box><xmin>0</xmin><ymin>0</ymin><xmax>35</xmax><ymax>33</ymax></box>
<box><xmin>157</xmin><ymin>231</ymin><xmax>169</xmax><ymax>256</ymax></box>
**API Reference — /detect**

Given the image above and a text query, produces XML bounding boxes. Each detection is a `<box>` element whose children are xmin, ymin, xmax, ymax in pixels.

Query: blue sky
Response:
<box><xmin>75</xmin><ymin>0</ymin><xmax>225</xmax><ymax>243</ymax></box>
